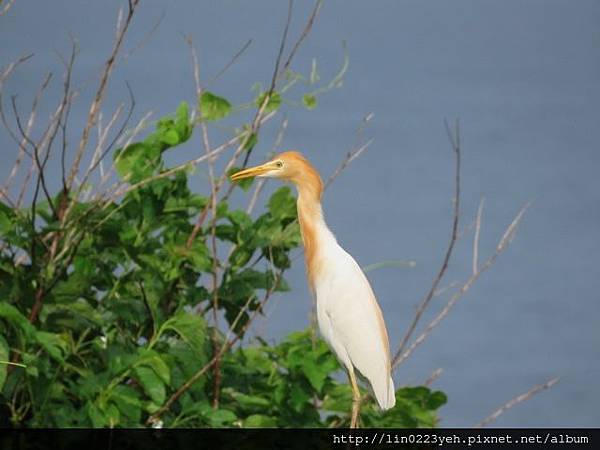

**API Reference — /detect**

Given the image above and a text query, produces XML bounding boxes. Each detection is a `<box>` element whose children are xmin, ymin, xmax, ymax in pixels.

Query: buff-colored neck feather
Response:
<box><xmin>291</xmin><ymin>160</ymin><xmax>326</xmax><ymax>289</ymax></box>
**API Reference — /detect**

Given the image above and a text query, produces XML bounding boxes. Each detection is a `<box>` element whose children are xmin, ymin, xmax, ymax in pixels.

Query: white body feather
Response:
<box><xmin>311</xmin><ymin>217</ymin><xmax>396</xmax><ymax>410</ymax></box>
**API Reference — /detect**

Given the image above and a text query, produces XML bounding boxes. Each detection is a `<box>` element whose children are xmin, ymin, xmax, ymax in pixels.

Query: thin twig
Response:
<box><xmin>207</xmin><ymin>39</ymin><xmax>253</xmax><ymax>86</ymax></box>
<box><xmin>64</xmin><ymin>0</ymin><xmax>140</xmax><ymax>193</ymax></box>
<box><xmin>393</xmin><ymin>202</ymin><xmax>530</xmax><ymax>369</ymax></box>
<box><xmin>0</xmin><ymin>0</ymin><xmax>15</xmax><ymax>16</ymax></box>
<box><xmin>121</xmin><ymin>11</ymin><xmax>165</xmax><ymax>61</ymax></box>
<box><xmin>85</xmin><ymin>81</ymin><xmax>136</xmax><ymax>180</ymax></box>
<box><xmin>277</xmin><ymin>0</ymin><xmax>323</xmax><ymax>80</ymax></box>
<box><xmin>473</xmin><ymin>197</ymin><xmax>484</xmax><ymax>275</ymax></box>
<box><xmin>58</xmin><ymin>40</ymin><xmax>78</xmax><ymax>192</ymax></box>
<box><xmin>475</xmin><ymin>377</ymin><xmax>559</xmax><ymax>428</ymax></box>
<box><xmin>269</xmin><ymin>0</ymin><xmax>294</xmax><ymax>94</ymax></box>
<box><xmin>424</xmin><ymin>368</ymin><xmax>443</xmax><ymax>387</ymax></box>
<box><xmin>392</xmin><ymin>119</ymin><xmax>462</xmax><ymax>367</ymax></box>
<box><xmin>325</xmin><ymin>139</ymin><xmax>373</xmax><ymax>189</ymax></box>
<box><xmin>1</xmin><ymin>58</ymin><xmax>45</xmax><ymax>201</ymax></box>
<box><xmin>11</xmin><ymin>86</ymin><xmax>59</xmax><ymax>217</ymax></box>
<box><xmin>0</xmin><ymin>54</ymin><xmax>35</xmax><ymax>150</ymax></box>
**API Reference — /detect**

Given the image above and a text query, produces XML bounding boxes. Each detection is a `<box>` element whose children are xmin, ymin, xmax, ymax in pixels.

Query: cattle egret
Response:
<box><xmin>231</xmin><ymin>151</ymin><xmax>395</xmax><ymax>427</ymax></box>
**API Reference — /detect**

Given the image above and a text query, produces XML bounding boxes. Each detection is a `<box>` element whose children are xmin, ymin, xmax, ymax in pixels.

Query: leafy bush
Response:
<box><xmin>0</xmin><ymin>96</ymin><xmax>445</xmax><ymax>427</ymax></box>
<box><xmin>0</xmin><ymin>1</ymin><xmax>447</xmax><ymax>428</ymax></box>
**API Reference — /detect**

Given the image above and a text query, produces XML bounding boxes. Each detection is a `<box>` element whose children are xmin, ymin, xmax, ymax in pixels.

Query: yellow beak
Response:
<box><xmin>230</xmin><ymin>162</ymin><xmax>277</xmax><ymax>181</ymax></box>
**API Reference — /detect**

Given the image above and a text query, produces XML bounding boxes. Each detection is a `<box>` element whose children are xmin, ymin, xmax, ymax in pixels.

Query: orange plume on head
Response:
<box><xmin>229</xmin><ymin>151</ymin><xmax>325</xmax><ymax>286</ymax></box>
<box><xmin>274</xmin><ymin>151</ymin><xmax>324</xmax><ymax>200</ymax></box>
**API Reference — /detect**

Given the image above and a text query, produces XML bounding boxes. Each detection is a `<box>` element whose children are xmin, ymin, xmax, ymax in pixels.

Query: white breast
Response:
<box><xmin>312</xmin><ymin>227</ymin><xmax>395</xmax><ymax>410</ymax></box>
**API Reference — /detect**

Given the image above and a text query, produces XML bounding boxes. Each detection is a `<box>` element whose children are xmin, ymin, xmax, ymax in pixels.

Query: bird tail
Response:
<box><xmin>374</xmin><ymin>375</ymin><xmax>396</xmax><ymax>411</ymax></box>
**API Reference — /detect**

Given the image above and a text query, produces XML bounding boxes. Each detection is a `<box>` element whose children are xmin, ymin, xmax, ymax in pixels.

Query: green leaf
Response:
<box><xmin>238</xmin><ymin>347</ymin><xmax>273</xmax><ymax>374</ymax></box>
<box><xmin>159</xmin><ymin>129</ymin><xmax>180</xmax><ymax>146</ymax></box>
<box><xmin>228</xmin><ymin>167</ymin><xmax>254</xmax><ymax>191</ymax></box>
<box><xmin>0</xmin><ymin>203</ymin><xmax>13</xmax><ymax>235</ymax></box>
<box><xmin>0</xmin><ymin>302</ymin><xmax>36</xmax><ymax>338</ymax></box>
<box><xmin>322</xmin><ymin>383</ymin><xmax>352</xmax><ymax>412</ymax></box>
<box><xmin>174</xmin><ymin>101</ymin><xmax>193</xmax><ymax>141</ymax></box>
<box><xmin>200</xmin><ymin>91</ymin><xmax>232</xmax><ymax>121</ymax></box>
<box><xmin>22</xmin><ymin>353</ymin><xmax>39</xmax><ymax>378</ymax></box>
<box><xmin>226</xmin><ymin>389</ymin><xmax>270</xmax><ymax>410</ymax></box>
<box><xmin>302</xmin><ymin>94</ymin><xmax>317</xmax><ymax>110</ymax></box>
<box><xmin>289</xmin><ymin>382</ymin><xmax>311</xmax><ymax>412</ymax></box>
<box><xmin>301</xmin><ymin>357</ymin><xmax>333</xmax><ymax>393</ymax></box>
<box><xmin>244</xmin><ymin>414</ymin><xmax>277</xmax><ymax>427</ymax></box>
<box><xmin>255</xmin><ymin>91</ymin><xmax>282</xmax><ymax>113</ymax></box>
<box><xmin>242</xmin><ymin>129</ymin><xmax>258</xmax><ymax>151</ymax></box>
<box><xmin>171</xmin><ymin>241</ymin><xmax>211</xmax><ymax>272</ymax></box>
<box><xmin>161</xmin><ymin>312</ymin><xmax>207</xmax><ymax>357</ymax></box>
<box><xmin>134</xmin><ymin>366</ymin><xmax>166</xmax><ymax>405</ymax></box>
<box><xmin>105</xmin><ymin>403</ymin><xmax>121</xmax><ymax>427</ymax></box>
<box><xmin>425</xmin><ymin>390</ymin><xmax>448</xmax><ymax>410</ymax></box>
<box><xmin>286</xmin><ymin>341</ymin><xmax>338</xmax><ymax>393</ymax></box>
<box><xmin>43</xmin><ymin>299</ymin><xmax>103</xmax><ymax>327</ymax></box>
<box><xmin>110</xmin><ymin>385</ymin><xmax>142</xmax><ymax>422</ymax></box>
<box><xmin>87</xmin><ymin>402</ymin><xmax>107</xmax><ymax>427</ymax></box>
<box><xmin>135</xmin><ymin>348</ymin><xmax>171</xmax><ymax>386</ymax></box>
<box><xmin>378</xmin><ymin>386</ymin><xmax>447</xmax><ymax>427</ymax></box>
<box><xmin>267</xmin><ymin>186</ymin><xmax>297</xmax><ymax>220</ymax></box>
<box><xmin>228</xmin><ymin>209</ymin><xmax>253</xmax><ymax>229</ymax></box>
<box><xmin>208</xmin><ymin>408</ymin><xmax>237</xmax><ymax>426</ymax></box>
<box><xmin>0</xmin><ymin>335</ymin><xmax>8</xmax><ymax>390</ymax></box>
<box><xmin>35</xmin><ymin>331</ymin><xmax>68</xmax><ymax>362</ymax></box>
<box><xmin>228</xmin><ymin>247</ymin><xmax>253</xmax><ymax>269</ymax></box>
<box><xmin>113</xmin><ymin>142</ymin><xmax>161</xmax><ymax>182</ymax></box>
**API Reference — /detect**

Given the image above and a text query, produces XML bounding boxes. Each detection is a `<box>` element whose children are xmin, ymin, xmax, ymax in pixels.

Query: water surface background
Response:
<box><xmin>2</xmin><ymin>0</ymin><xmax>599</xmax><ymax>426</ymax></box>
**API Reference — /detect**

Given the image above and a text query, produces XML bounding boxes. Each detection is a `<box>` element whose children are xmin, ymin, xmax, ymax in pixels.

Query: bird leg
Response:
<box><xmin>348</xmin><ymin>369</ymin><xmax>361</xmax><ymax>428</ymax></box>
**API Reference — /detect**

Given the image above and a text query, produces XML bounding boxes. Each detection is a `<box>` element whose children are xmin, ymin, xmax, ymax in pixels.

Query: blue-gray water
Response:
<box><xmin>2</xmin><ymin>1</ymin><xmax>599</xmax><ymax>427</ymax></box>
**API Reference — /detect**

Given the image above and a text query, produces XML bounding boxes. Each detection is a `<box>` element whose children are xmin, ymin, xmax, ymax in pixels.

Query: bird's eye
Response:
<box><xmin>276</xmin><ymin>160</ymin><xmax>284</xmax><ymax>168</ymax></box>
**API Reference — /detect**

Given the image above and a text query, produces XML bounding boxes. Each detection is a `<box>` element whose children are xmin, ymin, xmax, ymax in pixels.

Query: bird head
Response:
<box><xmin>230</xmin><ymin>151</ymin><xmax>313</xmax><ymax>183</ymax></box>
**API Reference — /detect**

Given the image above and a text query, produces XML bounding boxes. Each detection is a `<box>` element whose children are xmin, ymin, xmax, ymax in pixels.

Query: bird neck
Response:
<box><xmin>294</xmin><ymin>173</ymin><xmax>332</xmax><ymax>289</ymax></box>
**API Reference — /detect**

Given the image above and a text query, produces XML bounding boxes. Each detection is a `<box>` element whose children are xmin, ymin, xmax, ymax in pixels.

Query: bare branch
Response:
<box><xmin>475</xmin><ymin>377</ymin><xmax>559</xmax><ymax>428</ymax></box>
<box><xmin>269</xmin><ymin>0</ymin><xmax>294</xmax><ymax>94</ymax></box>
<box><xmin>121</xmin><ymin>11</ymin><xmax>165</xmax><ymax>61</ymax></box>
<box><xmin>473</xmin><ymin>197</ymin><xmax>484</xmax><ymax>275</ymax></box>
<box><xmin>11</xmin><ymin>86</ymin><xmax>59</xmax><ymax>217</ymax></box>
<box><xmin>0</xmin><ymin>55</ymin><xmax>35</xmax><ymax>202</ymax></box>
<box><xmin>277</xmin><ymin>0</ymin><xmax>323</xmax><ymax>80</ymax></box>
<box><xmin>392</xmin><ymin>119</ymin><xmax>462</xmax><ymax>367</ymax></box>
<box><xmin>325</xmin><ymin>139</ymin><xmax>373</xmax><ymax>189</ymax></box>
<box><xmin>207</xmin><ymin>39</ymin><xmax>253</xmax><ymax>86</ymax></box>
<box><xmin>1</xmin><ymin>59</ymin><xmax>46</xmax><ymax>201</ymax></box>
<box><xmin>393</xmin><ymin>202</ymin><xmax>530</xmax><ymax>369</ymax></box>
<box><xmin>424</xmin><ymin>368</ymin><xmax>443</xmax><ymax>387</ymax></box>
<box><xmin>65</xmin><ymin>0</ymin><xmax>141</xmax><ymax>193</ymax></box>
<box><xmin>0</xmin><ymin>0</ymin><xmax>15</xmax><ymax>17</ymax></box>
<box><xmin>86</xmin><ymin>81</ymin><xmax>135</xmax><ymax>181</ymax></box>
<box><xmin>497</xmin><ymin>202</ymin><xmax>531</xmax><ymax>252</ymax></box>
